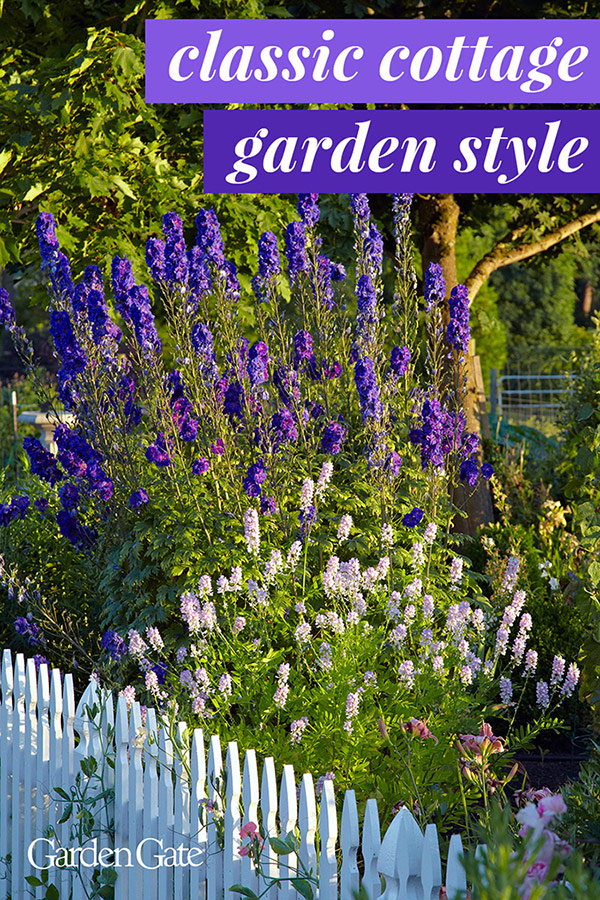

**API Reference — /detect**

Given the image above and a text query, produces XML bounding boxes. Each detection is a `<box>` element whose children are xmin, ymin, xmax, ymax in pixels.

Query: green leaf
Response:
<box><xmin>229</xmin><ymin>886</ymin><xmax>258</xmax><ymax>898</ymax></box>
<box><xmin>110</xmin><ymin>175</ymin><xmax>136</xmax><ymax>199</ymax></box>
<box><xmin>291</xmin><ymin>878</ymin><xmax>314</xmax><ymax>900</ymax></box>
<box><xmin>0</xmin><ymin>149</ymin><xmax>12</xmax><ymax>174</ymax></box>
<box><xmin>268</xmin><ymin>837</ymin><xmax>293</xmax><ymax>855</ymax></box>
<box><xmin>46</xmin><ymin>884</ymin><xmax>60</xmax><ymax>900</ymax></box>
<box><xmin>54</xmin><ymin>787</ymin><xmax>70</xmax><ymax>800</ymax></box>
<box><xmin>25</xmin><ymin>876</ymin><xmax>42</xmax><ymax>886</ymax></box>
<box><xmin>22</xmin><ymin>182</ymin><xmax>46</xmax><ymax>202</ymax></box>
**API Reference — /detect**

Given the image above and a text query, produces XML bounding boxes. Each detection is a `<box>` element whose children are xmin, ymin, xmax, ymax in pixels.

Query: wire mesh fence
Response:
<box><xmin>490</xmin><ymin>346</ymin><xmax>582</xmax><ymax>435</ymax></box>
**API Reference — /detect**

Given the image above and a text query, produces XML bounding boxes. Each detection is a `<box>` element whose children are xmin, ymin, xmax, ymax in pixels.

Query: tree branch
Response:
<box><xmin>465</xmin><ymin>208</ymin><xmax>600</xmax><ymax>302</ymax></box>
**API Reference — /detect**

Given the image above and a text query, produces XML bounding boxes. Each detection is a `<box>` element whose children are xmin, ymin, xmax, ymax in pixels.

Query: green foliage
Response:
<box><xmin>492</xmin><ymin>253</ymin><xmax>590</xmax><ymax>351</ymax></box>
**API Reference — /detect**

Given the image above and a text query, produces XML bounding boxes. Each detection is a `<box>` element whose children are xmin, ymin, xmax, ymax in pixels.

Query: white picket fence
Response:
<box><xmin>0</xmin><ymin>650</ymin><xmax>479</xmax><ymax>900</ymax></box>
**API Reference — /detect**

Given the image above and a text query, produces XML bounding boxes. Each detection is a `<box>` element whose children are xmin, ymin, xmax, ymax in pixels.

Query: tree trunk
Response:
<box><xmin>418</xmin><ymin>194</ymin><xmax>495</xmax><ymax>534</ymax></box>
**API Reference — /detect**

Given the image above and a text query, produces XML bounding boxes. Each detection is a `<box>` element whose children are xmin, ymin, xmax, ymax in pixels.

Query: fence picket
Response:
<box><xmin>340</xmin><ymin>789</ymin><xmax>360</xmax><ymax>900</ymax></box>
<box><xmin>361</xmin><ymin>798</ymin><xmax>381</xmax><ymax>900</ymax></box>
<box><xmin>279</xmin><ymin>764</ymin><xmax>298</xmax><ymax>900</ymax></box>
<box><xmin>224</xmin><ymin>741</ymin><xmax>242</xmax><ymax>897</ymax></box>
<box><xmin>22</xmin><ymin>659</ymin><xmax>38</xmax><ymax>890</ymax></box>
<box><xmin>142</xmin><ymin>708</ymin><xmax>159</xmax><ymax>900</ymax></box>
<box><xmin>34</xmin><ymin>663</ymin><xmax>50</xmax><ymax>900</ymax></box>
<box><xmin>11</xmin><ymin>654</ymin><xmax>26</xmax><ymax>900</ymax></box>
<box><xmin>298</xmin><ymin>773</ymin><xmax>317</xmax><ymax>888</ymax></box>
<box><xmin>261</xmin><ymin>756</ymin><xmax>279</xmax><ymax>900</ymax></box>
<box><xmin>422</xmin><ymin>824</ymin><xmax>443</xmax><ymax>900</ymax></box>
<box><xmin>157</xmin><ymin>720</ymin><xmax>175</xmax><ymax>900</ymax></box>
<box><xmin>114</xmin><ymin>694</ymin><xmax>130</xmax><ymax>900</ymax></box>
<box><xmin>207</xmin><ymin>733</ymin><xmax>224</xmax><ymax>900</ymax></box>
<box><xmin>318</xmin><ymin>777</ymin><xmax>338</xmax><ymax>900</ymax></box>
<box><xmin>128</xmin><ymin>701</ymin><xmax>144</xmax><ymax>900</ymax></box>
<box><xmin>174</xmin><ymin>721</ymin><xmax>191</xmax><ymax>900</ymax></box>
<box><xmin>189</xmin><ymin>728</ymin><xmax>207</xmax><ymax>900</ymax></box>
<box><xmin>446</xmin><ymin>833</ymin><xmax>468</xmax><ymax>899</ymax></box>
<box><xmin>0</xmin><ymin>649</ymin><xmax>14</xmax><ymax>889</ymax></box>
<box><xmin>241</xmin><ymin>748</ymin><xmax>260</xmax><ymax>898</ymax></box>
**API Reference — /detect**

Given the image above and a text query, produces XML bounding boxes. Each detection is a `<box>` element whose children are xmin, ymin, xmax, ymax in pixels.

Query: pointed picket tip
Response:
<box><xmin>422</xmin><ymin>823</ymin><xmax>443</xmax><ymax>900</ymax></box>
<box><xmin>446</xmin><ymin>833</ymin><xmax>467</xmax><ymax>897</ymax></box>
<box><xmin>63</xmin><ymin>673</ymin><xmax>75</xmax><ymax>722</ymax></box>
<box><xmin>37</xmin><ymin>662</ymin><xmax>50</xmax><ymax>704</ymax></box>
<box><xmin>25</xmin><ymin>657</ymin><xmax>38</xmax><ymax>706</ymax></box>
<box><xmin>115</xmin><ymin>692</ymin><xmax>130</xmax><ymax>745</ymax></box>
<box><xmin>341</xmin><ymin>789</ymin><xmax>359</xmax><ymax>845</ymax></box>
<box><xmin>1</xmin><ymin>647</ymin><xmax>13</xmax><ymax>690</ymax></box>
<box><xmin>14</xmin><ymin>652</ymin><xmax>26</xmax><ymax>696</ymax></box>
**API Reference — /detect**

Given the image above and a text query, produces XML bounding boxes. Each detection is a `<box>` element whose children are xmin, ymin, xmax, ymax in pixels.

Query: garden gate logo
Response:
<box><xmin>28</xmin><ymin>838</ymin><xmax>204</xmax><ymax>870</ymax></box>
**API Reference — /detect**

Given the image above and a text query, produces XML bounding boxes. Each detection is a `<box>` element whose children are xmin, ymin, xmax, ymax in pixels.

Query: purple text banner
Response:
<box><xmin>203</xmin><ymin>110</ymin><xmax>600</xmax><ymax>193</ymax></box>
<box><xmin>146</xmin><ymin>19</ymin><xmax>600</xmax><ymax>103</ymax></box>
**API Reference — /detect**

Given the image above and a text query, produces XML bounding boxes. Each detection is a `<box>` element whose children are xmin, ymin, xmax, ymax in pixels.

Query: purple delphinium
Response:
<box><xmin>223</xmin><ymin>382</ymin><xmax>245</xmax><ymax>422</ymax></box>
<box><xmin>243</xmin><ymin>460</ymin><xmax>267</xmax><ymax>497</ymax></box>
<box><xmin>350</xmin><ymin>193</ymin><xmax>370</xmax><ymax>230</ymax></box>
<box><xmin>273</xmin><ymin>366</ymin><xmax>301</xmax><ymax>409</ymax></box>
<box><xmin>330</xmin><ymin>262</ymin><xmax>346</xmax><ymax>281</ymax></box>
<box><xmin>392</xmin><ymin>193</ymin><xmax>414</xmax><ymax>237</ymax></box>
<box><xmin>129</xmin><ymin>489</ymin><xmax>149</xmax><ymax>508</ymax></box>
<box><xmin>195</xmin><ymin>208</ymin><xmax>225</xmax><ymax>266</ymax></box>
<box><xmin>312</xmin><ymin>255</ymin><xmax>334</xmax><ymax>310</ymax></box>
<box><xmin>354</xmin><ymin>357</ymin><xmax>383</xmax><ymax>422</ymax></box>
<box><xmin>146</xmin><ymin>433</ymin><xmax>171</xmax><ymax>467</ymax></box>
<box><xmin>188</xmin><ymin>246</ymin><xmax>211</xmax><ymax>307</ymax></box>
<box><xmin>447</xmin><ymin>283</ymin><xmax>470</xmax><ymax>356</ymax></box>
<box><xmin>162</xmin><ymin>212</ymin><xmax>189</xmax><ymax>287</ymax></box>
<box><xmin>166</xmin><ymin>370</ymin><xmax>198</xmax><ymax>442</ymax></box>
<box><xmin>356</xmin><ymin>274</ymin><xmax>377</xmax><ymax>319</ymax></box>
<box><xmin>191</xmin><ymin>322</ymin><xmax>219</xmax><ymax>384</ymax></box>
<box><xmin>258</xmin><ymin>231</ymin><xmax>280</xmax><ymax>279</ymax></box>
<box><xmin>0</xmin><ymin>496</ymin><xmax>30</xmax><ymax>526</ymax></box>
<box><xmin>101</xmin><ymin>629</ymin><xmax>127</xmax><ymax>661</ymax></box>
<box><xmin>53</xmin><ymin>426</ymin><xmax>112</xmax><ymax>500</ymax></box>
<box><xmin>481</xmin><ymin>462</ymin><xmax>494</xmax><ymax>479</ymax></box>
<box><xmin>403</xmin><ymin>507</ymin><xmax>424</xmax><ymax>528</ymax></box>
<box><xmin>285</xmin><ymin>221</ymin><xmax>308</xmax><ymax>281</ymax></box>
<box><xmin>36</xmin><ymin>212</ymin><xmax>60</xmax><ymax>269</ymax></box>
<box><xmin>385</xmin><ymin>451</ymin><xmax>402</xmax><ymax>478</ymax></box>
<box><xmin>459</xmin><ymin>458</ymin><xmax>479</xmax><ymax>487</ymax></box>
<box><xmin>260</xmin><ymin>494</ymin><xmax>276</xmax><ymax>515</ymax></box>
<box><xmin>145</xmin><ymin>237</ymin><xmax>167</xmax><ymax>283</ymax></box>
<box><xmin>293</xmin><ymin>330</ymin><xmax>315</xmax><ymax>370</ymax></box>
<box><xmin>192</xmin><ymin>458</ymin><xmax>209</xmax><ymax>476</ymax></box>
<box><xmin>56</xmin><ymin>510</ymin><xmax>97</xmax><ymax>551</ymax></box>
<box><xmin>111</xmin><ymin>257</ymin><xmax>161</xmax><ymax>358</ymax></box>
<box><xmin>59</xmin><ymin>483</ymin><xmax>79</xmax><ymax>511</ymax></box>
<box><xmin>320</xmin><ymin>421</ymin><xmax>347</xmax><ymax>455</ymax></box>
<box><xmin>409</xmin><ymin>399</ymin><xmax>463</xmax><ymax>471</ymax></box>
<box><xmin>364</xmin><ymin>223</ymin><xmax>384</xmax><ymax>275</ymax></box>
<box><xmin>390</xmin><ymin>345</ymin><xmax>411</xmax><ymax>377</ymax></box>
<box><xmin>35</xmin><ymin>212</ymin><xmax>74</xmax><ymax>298</ymax></box>
<box><xmin>424</xmin><ymin>262</ymin><xmax>445</xmax><ymax>313</ymax></box>
<box><xmin>248</xmin><ymin>342</ymin><xmax>269</xmax><ymax>388</ymax></box>
<box><xmin>34</xmin><ymin>498</ymin><xmax>49</xmax><ymax>515</ymax></box>
<box><xmin>270</xmin><ymin>408</ymin><xmax>298</xmax><ymax>447</ymax></box>
<box><xmin>0</xmin><ymin>287</ymin><xmax>15</xmax><ymax>327</ymax></box>
<box><xmin>23</xmin><ymin>437</ymin><xmax>63</xmax><ymax>486</ymax></box>
<box><xmin>86</xmin><ymin>288</ymin><xmax>122</xmax><ymax>349</ymax></box>
<box><xmin>50</xmin><ymin>309</ymin><xmax>88</xmax><ymax>396</ymax></box>
<box><xmin>297</xmin><ymin>193</ymin><xmax>320</xmax><ymax>227</ymax></box>
<box><xmin>299</xmin><ymin>504</ymin><xmax>317</xmax><ymax>537</ymax></box>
